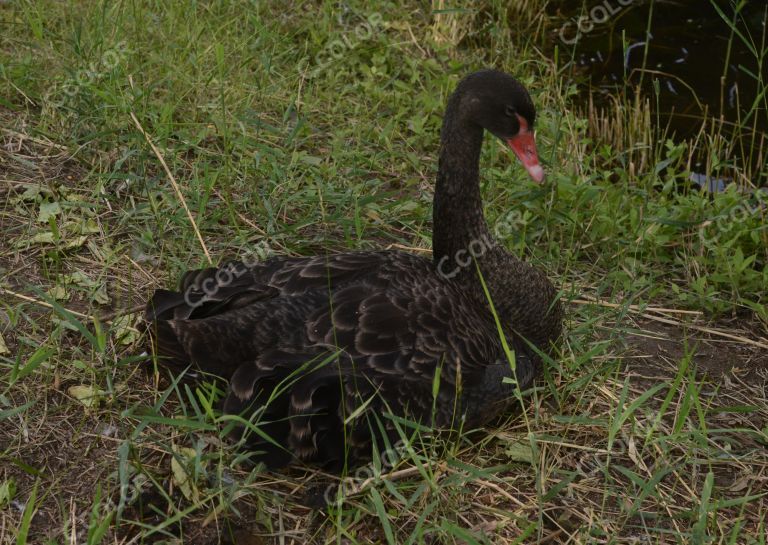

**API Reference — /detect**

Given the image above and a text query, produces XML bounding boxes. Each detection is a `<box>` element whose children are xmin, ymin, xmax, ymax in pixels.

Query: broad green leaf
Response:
<box><xmin>38</xmin><ymin>201</ymin><xmax>61</xmax><ymax>223</ymax></box>
<box><xmin>92</xmin><ymin>284</ymin><xmax>110</xmax><ymax>305</ymax></box>
<box><xmin>0</xmin><ymin>332</ymin><xmax>9</xmax><ymax>355</ymax></box>
<box><xmin>171</xmin><ymin>446</ymin><xmax>200</xmax><ymax>502</ymax></box>
<box><xmin>63</xmin><ymin>271</ymin><xmax>91</xmax><ymax>287</ymax></box>
<box><xmin>20</xmin><ymin>232</ymin><xmax>54</xmax><ymax>246</ymax></box>
<box><xmin>46</xmin><ymin>285</ymin><xmax>69</xmax><ymax>301</ymax></box>
<box><xmin>503</xmin><ymin>439</ymin><xmax>535</xmax><ymax>464</ymax></box>
<box><xmin>12</xmin><ymin>184</ymin><xmax>43</xmax><ymax>203</ymax></box>
<box><xmin>68</xmin><ymin>385</ymin><xmax>105</xmax><ymax>408</ymax></box>
<box><xmin>64</xmin><ymin>235</ymin><xmax>89</xmax><ymax>249</ymax></box>
<box><xmin>0</xmin><ymin>479</ymin><xmax>15</xmax><ymax>507</ymax></box>
<box><xmin>111</xmin><ymin>314</ymin><xmax>140</xmax><ymax>346</ymax></box>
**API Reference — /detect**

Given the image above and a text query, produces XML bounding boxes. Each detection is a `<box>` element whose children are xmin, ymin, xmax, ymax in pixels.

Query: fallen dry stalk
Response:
<box><xmin>129</xmin><ymin>111</ymin><xmax>212</xmax><ymax>265</ymax></box>
<box><xmin>0</xmin><ymin>287</ymin><xmax>145</xmax><ymax>325</ymax></box>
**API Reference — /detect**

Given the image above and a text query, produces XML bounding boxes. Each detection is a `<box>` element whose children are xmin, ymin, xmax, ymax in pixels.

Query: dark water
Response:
<box><xmin>548</xmin><ymin>0</ymin><xmax>768</xmax><ymax>184</ymax></box>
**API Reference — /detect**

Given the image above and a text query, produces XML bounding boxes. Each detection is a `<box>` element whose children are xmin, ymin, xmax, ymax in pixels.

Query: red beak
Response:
<box><xmin>506</xmin><ymin>115</ymin><xmax>545</xmax><ymax>183</ymax></box>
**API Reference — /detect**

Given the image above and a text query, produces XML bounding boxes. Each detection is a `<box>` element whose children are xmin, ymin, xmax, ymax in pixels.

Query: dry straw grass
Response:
<box><xmin>584</xmin><ymin>90</ymin><xmax>655</xmax><ymax>180</ymax></box>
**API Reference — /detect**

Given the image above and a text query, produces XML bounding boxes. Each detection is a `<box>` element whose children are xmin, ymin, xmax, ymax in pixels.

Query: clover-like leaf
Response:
<box><xmin>68</xmin><ymin>384</ymin><xmax>105</xmax><ymax>408</ymax></box>
<box><xmin>171</xmin><ymin>446</ymin><xmax>200</xmax><ymax>502</ymax></box>
<box><xmin>38</xmin><ymin>201</ymin><xmax>62</xmax><ymax>223</ymax></box>
<box><xmin>0</xmin><ymin>333</ymin><xmax>9</xmax><ymax>355</ymax></box>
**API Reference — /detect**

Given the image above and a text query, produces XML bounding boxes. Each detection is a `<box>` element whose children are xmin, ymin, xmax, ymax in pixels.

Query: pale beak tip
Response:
<box><xmin>527</xmin><ymin>164</ymin><xmax>545</xmax><ymax>183</ymax></box>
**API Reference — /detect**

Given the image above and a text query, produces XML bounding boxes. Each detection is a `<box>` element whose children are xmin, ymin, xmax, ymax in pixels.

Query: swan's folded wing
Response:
<box><xmin>264</xmin><ymin>252</ymin><xmax>397</xmax><ymax>293</ymax></box>
<box><xmin>145</xmin><ymin>251</ymin><xmax>409</xmax><ymax>322</ymax></box>
<box><xmin>145</xmin><ymin>262</ymin><xmax>279</xmax><ymax>322</ymax></box>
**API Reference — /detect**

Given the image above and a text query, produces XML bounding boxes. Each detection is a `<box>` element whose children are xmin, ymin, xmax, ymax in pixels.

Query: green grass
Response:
<box><xmin>1</xmin><ymin>0</ymin><xmax>767</xmax><ymax>543</ymax></box>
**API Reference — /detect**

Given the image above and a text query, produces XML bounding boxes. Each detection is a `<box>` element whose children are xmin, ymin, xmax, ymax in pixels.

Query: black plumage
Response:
<box><xmin>145</xmin><ymin>70</ymin><xmax>563</xmax><ymax>471</ymax></box>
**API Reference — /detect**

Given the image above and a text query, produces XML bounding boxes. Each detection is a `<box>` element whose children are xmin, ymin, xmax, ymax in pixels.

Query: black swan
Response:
<box><xmin>145</xmin><ymin>70</ymin><xmax>563</xmax><ymax>470</ymax></box>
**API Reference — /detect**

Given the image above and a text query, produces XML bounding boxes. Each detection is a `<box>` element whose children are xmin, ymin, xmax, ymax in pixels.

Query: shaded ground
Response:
<box><xmin>623</xmin><ymin>315</ymin><xmax>768</xmax><ymax>378</ymax></box>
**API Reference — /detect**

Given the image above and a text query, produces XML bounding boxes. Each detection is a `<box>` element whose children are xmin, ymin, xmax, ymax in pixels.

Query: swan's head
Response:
<box><xmin>456</xmin><ymin>70</ymin><xmax>545</xmax><ymax>183</ymax></box>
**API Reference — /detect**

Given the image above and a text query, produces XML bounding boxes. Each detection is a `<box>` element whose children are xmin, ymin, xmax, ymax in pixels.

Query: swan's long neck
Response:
<box><xmin>432</xmin><ymin>100</ymin><xmax>495</xmax><ymax>270</ymax></box>
<box><xmin>431</xmin><ymin>95</ymin><xmax>563</xmax><ymax>353</ymax></box>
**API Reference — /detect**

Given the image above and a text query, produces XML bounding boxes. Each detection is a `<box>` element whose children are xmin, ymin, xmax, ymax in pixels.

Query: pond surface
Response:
<box><xmin>548</xmin><ymin>0</ymin><xmax>767</xmax><ymax>184</ymax></box>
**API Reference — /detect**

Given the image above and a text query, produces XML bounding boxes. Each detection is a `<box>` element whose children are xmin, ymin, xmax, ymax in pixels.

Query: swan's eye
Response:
<box><xmin>505</xmin><ymin>105</ymin><xmax>516</xmax><ymax>117</ymax></box>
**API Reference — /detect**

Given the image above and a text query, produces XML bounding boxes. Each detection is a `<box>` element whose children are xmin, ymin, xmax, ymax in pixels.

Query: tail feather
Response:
<box><xmin>145</xmin><ymin>318</ymin><xmax>191</xmax><ymax>373</ymax></box>
<box><xmin>145</xmin><ymin>289</ymin><xmax>187</xmax><ymax>322</ymax></box>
